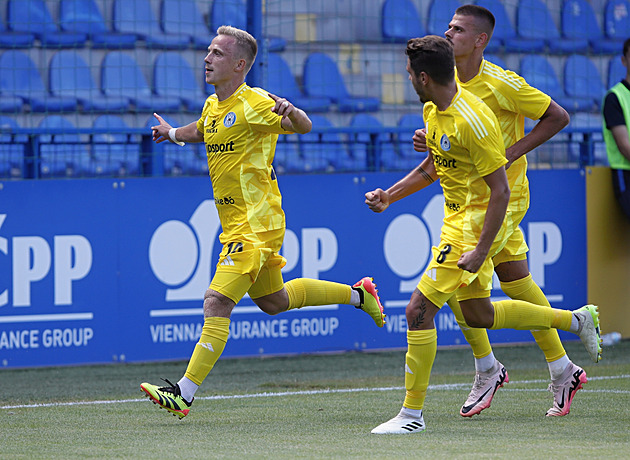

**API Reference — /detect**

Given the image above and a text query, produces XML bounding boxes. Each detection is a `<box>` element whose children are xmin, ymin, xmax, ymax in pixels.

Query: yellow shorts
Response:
<box><xmin>209</xmin><ymin>231</ymin><xmax>287</xmax><ymax>304</ymax></box>
<box><xmin>417</xmin><ymin>240</ymin><xmax>496</xmax><ymax>308</ymax></box>
<box><xmin>492</xmin><ymin>226</ymin><xmax>529</xmax><ymax>265</ymax></box>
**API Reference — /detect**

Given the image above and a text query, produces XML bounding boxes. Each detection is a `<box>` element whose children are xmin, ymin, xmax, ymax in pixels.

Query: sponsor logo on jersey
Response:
<box><xmin>206</xmin><ymin>141</ymin><xmax>235</xmax><ymax>154</ymax></box>
<box><xmin>434</xmin><ymin>153</ymin><xmax>457</xmax><ymax>169</ymax></box>
<box><xmin>205</xmin><ymin>118</ymin><xmax>218</xmax><ymax>134</ymax></box>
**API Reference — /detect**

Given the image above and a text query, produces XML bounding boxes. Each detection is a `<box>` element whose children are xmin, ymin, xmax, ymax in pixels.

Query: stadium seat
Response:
<box><xmin>0</xmin><ymin>93</ymin><xmax>23</xmax><ymax>113</ymax></box>
<box><xmin>0</xmin><ymin>16</ymin><xmax>35</xmax><ymax>48</ymax></box>
<box><xmin>603</xmin><ymin>0</ymin><xmax>630</xmax><ymax>44</ymax></box>
<box><xmin>563</xmin><ymin>55</ymin><xmax>606</xmax><ymax>112</ymax></box>
<box><xmin>476</xmin><ymin>0</ymin><xmax>534</xmax><ymax>53</ymax></box>
<box><xmin>38</xmin><ymin>116</ymin><xmax>91</xmax><ymax>177</ymax></box>
<box><xmin>153</xmin><ymin>53</ymin><xmax>206</xmax><ymax>112</ymax></box>
<box><xmin>381</xmin><ymin>0</ymin><xmax>425</xmax><ymax>43</ymax></box>
<box><xmin>516</xmin><ymin>0</ymin><xmax>586</xmax><ymax>54</ymax></box>
<box><xmin>161</xmin><ymin>0</ymin><xmax>212</xmax><ymax>50</ymax></box>
<box><xmin>209</xmin><ymin>0</ymin><xmax>286</xmax><ymax>52</ymax></box>
<box><xmin>427</xmin><ymin>0</ymin><xmax>462</xmax><ymax>36</ymax></box>
<box><xmin>113</xmin><ymin>0</ymin><xmax>190</xmax><ymax>49</ymax></box>
<box><xmin>299</xmin><ymin>115</ymin><xmax>343</xmax><ymax>172</ymax></box>
<box><xmin>484</xmin><ymin>54</ymin><xmax>507</xmax><ymax>69</ymax></box>
<box><xmin>91</xmin><ymin>115</ymin><xmax>140</xmax><ymax>176</ymax></box>
<box><xmin>59</xmin><ymin>0</ymin><xmax>136</xmax><ymax>49</ymax></box>
<box><xmin>144</xmin><ymin>115</ymin><xmax>206</xmax><ymax>176</ymax></box>
<box><xmin>0</xmin><ymin>50</ymin><xmax>78</xmax><ymax>112</ymax></box>
<box><xmin>7</xmin><ymin>0</ymin><xmax>87</xmax><ymax>48</ymax></box>
<box><xmin>49</xmin><ymin>51</ymin><xmax>130</xmax><ymax>112</ymax></box>
<box><xmin>382</xmin><ymin>113</ymin><xmax>427</xmax><ymax>171</ymax></box>
<box><xmin>519</xmin><ymin>55</ymin><xmax>576</xmax><ymax>111</ymax></box>
<box><xmin>303</xmin><ymin>53</ymin><xmax>379</xmax><ymax>113</ymax></box>
<box><xmin>266</xmin><ymin>53</ymin><xmax>331</xmax><ymax>113</ymax></box>
<box><xmin>608</xmin><ymin>55</ymin><xmax>626</xmax><ymax>88</ymax></box>
<box><xmin>560</xmin><ymin>0</ymin><xmax>619</xmax><ymax>55</ymax></box>
<box><xmin>0</xmin><ymin>116</ymin><xmax>26</xmax><ymax>178</ymax></box>
<box><xmin>348</xmin><ymin>114</ymin><xmax>395</xmax><ymax>171</ymax></box>
<box><xmin>273</xmin><ymin>135</ymin><xmax>302</xmax><ymax>174</ymax></box>
<box><xmin>101</xmin><ymin>52</ymin><xmax>181</xmax><ymax>112</ymax></box>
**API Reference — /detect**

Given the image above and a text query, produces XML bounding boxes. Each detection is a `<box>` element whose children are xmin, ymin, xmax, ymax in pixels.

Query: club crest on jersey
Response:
<box><xmin>223</xmin><ymin>112</ymin><xmax>237</xmax><ymax>128</ymax></box>
<box><xmin>440</xmin><ymin>134</ymin><xmax>451</xmax><ymax>151</ymax></box>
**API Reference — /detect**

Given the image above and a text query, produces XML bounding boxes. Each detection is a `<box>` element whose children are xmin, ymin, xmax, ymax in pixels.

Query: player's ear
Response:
<box><xmin>235</xmin><ymin>59</ymin><xmax>246</xmax><ymax>72</ymax></box>
<box><xmin>476</xmin><ymin>32</ymin><xmax>488</xmax><ymax>48</ymax></box>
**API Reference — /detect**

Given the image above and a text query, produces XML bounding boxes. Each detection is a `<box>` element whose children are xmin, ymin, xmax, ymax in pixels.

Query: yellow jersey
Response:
<box><xmin>424</xmin><ymin>85</ymin><xmax>507</xmax><ymax>248</ymax></box>
<box><xmin>456</xmin><ymin>59</ymin><xmax>551</xmax><ymax>213</ymax></box>
<box><xmin>196</xmin><ymin>83</ymin><xmax>291</xmax><ymax>243</ymax></box>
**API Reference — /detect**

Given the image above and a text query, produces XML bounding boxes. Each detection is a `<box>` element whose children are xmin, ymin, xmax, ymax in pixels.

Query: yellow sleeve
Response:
<box><xmin>464</xmin><ymin>110</ymin><xmax>507</xmax><ymax>177</ymax></box>
<box><xmin>499</xmin><ymin>70</ymin><xmax>551</xmax><ymax>121</ymax></box>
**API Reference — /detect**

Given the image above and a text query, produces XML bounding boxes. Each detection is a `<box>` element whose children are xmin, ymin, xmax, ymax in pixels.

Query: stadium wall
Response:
<box><xmin>0</xmin><ymin>170</ymin><xmax>587</xmax><ymax>368</ymax></box>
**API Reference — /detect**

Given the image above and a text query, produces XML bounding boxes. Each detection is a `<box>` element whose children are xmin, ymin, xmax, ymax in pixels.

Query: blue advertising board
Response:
<box><xmin>0</xmin><ymin>170</ymin><xmax>586</xmax><ymax>368</ymax></box>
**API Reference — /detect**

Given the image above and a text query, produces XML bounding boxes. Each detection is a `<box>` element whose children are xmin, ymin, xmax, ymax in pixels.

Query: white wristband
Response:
<box><xmin>168</xmin><ymin>127</ymin><xmax>185</xmax><ymax>146</ymax></box>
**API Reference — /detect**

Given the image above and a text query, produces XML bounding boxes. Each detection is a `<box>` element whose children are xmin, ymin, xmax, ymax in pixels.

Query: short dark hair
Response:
<box><xmin>455</xmin><ymin>4</ymin><xmax>496</xmax><ymax>40</ymax></box>
<box><xmin>624</xmin><ymin>38</ymin><xmax>630</xmax><ymax>57</ymax></box>
<box><xmin>406</xmin><ymin>35</ymin><xmax>455</xmax><ymax>86</ymax></box>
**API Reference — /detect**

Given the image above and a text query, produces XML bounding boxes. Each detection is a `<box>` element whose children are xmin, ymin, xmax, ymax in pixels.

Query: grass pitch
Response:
<box><xmin>1</xmin><ymin>340</ymin><xmax>629</xmax><ymax>459</ymax></box>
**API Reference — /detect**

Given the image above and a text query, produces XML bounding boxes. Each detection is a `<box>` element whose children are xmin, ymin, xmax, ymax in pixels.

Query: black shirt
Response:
<box><xmin>603</xmin><ymin>79</ymin><xmax>630</xmax><ymax>129</ymax></box>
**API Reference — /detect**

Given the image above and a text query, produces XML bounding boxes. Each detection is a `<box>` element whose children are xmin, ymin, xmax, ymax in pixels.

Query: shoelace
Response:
<box><xmin>158</xmin><ymin>378</ymin><xmax>180</xmax><ymax>395</ymax></box>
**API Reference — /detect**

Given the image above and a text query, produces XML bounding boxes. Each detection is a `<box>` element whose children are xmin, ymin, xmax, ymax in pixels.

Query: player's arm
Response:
<box><xmin>365</xmin><ymin>151</ymin><xmax>438</xmax><ymax>213</ymax></box>
<box><xmin>151</xmin><ymin>113</ymin><xmax>204</xmax><ymax>144</ymax></box>
<box><xmin>610</xmin><ymin>124</ymin><xmax>630</xmax><ymax>162</ymax></box>
<box><xmin>457</xmin><ymin>166</ymin><xmax>510</xmax><ymax>273</ymax></box>
<box><xmin>268</xmin><ymin>93</ymin><xmax>312</xmax><ymax>134</ymax></box>
<box><xmin>505</xmin><ymin>100</ymin><xmax>569</xmax><ymax>167</ymax></box>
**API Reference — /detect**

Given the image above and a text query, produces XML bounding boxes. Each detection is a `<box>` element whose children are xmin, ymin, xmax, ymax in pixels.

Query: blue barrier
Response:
<box><xmin>0</xmin><ymin>170</ymin><xmax>586</xmax><ymax>368</ymax></box>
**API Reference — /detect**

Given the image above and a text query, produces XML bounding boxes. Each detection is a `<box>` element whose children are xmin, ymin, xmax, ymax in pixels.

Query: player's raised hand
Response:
<box><xmin>151</xmin><ymin>113</ymin><xmax>173</xmax><ymax>143</ymax></box>
<box><xmin>268</xmin><ymin>92</ymin><xmax>294</xmax><ymax>117</ymax></box>
<box><xmin>413</xmin><ymin>128</ymin><xmax>427</xmax><ymax>152</ymax></box>
<box><xmin>365</xmin><ymin>188</ymin><xmax>390</xmax><ymax>213</ymax></box>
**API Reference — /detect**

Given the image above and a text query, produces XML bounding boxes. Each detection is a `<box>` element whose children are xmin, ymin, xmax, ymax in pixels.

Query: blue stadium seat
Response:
<box><xmin>427</xmin><ymin>0</ymin><xmax>462</xmax><ymax>36</ymax></box>
<box><xmin>0</xmin><ymin>16</ymin><xmax>35</xmax><ymax>48</ymax></box>
<box><xmin>516</xmin><ymin>0</ymin><xmax>585</xmax><ymax>54</ymax></box>
<box><xmin>608</xmin><ymin>55</ymin><xmax>626</xmax><ymax>88</ymax></box>
<box><xmin>476</xmin><ymin>0</ymin><xmax>535</xmax><ymax>53</ymax></box>
<box><xmin>484</xmin><ymin>54</ymin><xmax>507</xmax><ymax>69</ymax></box>
<box><xmin>0</xmin><ymin>116</ymin><xmax>26</xmax><ymax>178</ymax></box>
<box><xmin>266</xmin><ymin>53</ymin><xmax>331</xmax><ymax>113</ymax></box>
<box><xmin>519</xmin><ymin>55</ymin><xmax>575</xmax><ymax>111</ymax></box>
<box><xmin>348</xmin><ymin>114</ymin><xmax>395</xmax><ymax>172</ymax></box>
<box><xmin>604</xmin><ymin>0</ymin><xmax>630</xmax><ymax>44</ymax></box>
<box><xmin>381</xmin><ymin>0</ymin><xmax>425</xmax><ymax>43</ymax></box>
<box><xmin>7</xmin><ymin>0</ymin><xmax>87</xmax><ymax>48</ymax></box>
<box><xmin>49</xmin><ymin>51</ymin><xmax>130</xmax><ymax>112</ymax></box>
<box><xmin>153</xmin><ymin>53</ymin><xmax>206</xmax><ymax>112</ymax></box>
<box><xmin>563</xmin><ymin>55</ymin><xmax>606</xmax><ymax>112</ymax></box>
<box><xmin>560</xmin><ymin>0</ymin><xmax>619</xmax><ymax>55</ymax></box>
<box><xmin>161</xmin><ymin>0</ymin><xmax>212</xmax><ymax>50</ymax></box>
<box><xmin>101</xmin><ymin>52</ymin><xmax>181</xmax><ymax>112</ymax></box>
<box><xmin>273</xmin><ymin>135</ymin><xmax>302</xmax><ymax>174</ymax></box>
<box><xmin>59</xmin><ymin>0</ymin><xmax>136</xmax><ymax>49</ymax></box>
<box><xmin>113</xmin><ymin>0</ymin><xmax>190</xmax><ymax>49</ymax></box>
<box><xmin>299</xmin><ymin>115</ymin><xmax>342</xmax><ymax>173</ymax></box>
<box><xmin>144</xmin><ymin>116</ymin><xmax>206</xmax><ymax>176</ymax></box>
<box><xmin>0</xmin><ymin>50</ymin><xmax>78</xmax><ymax>112</ymax></box>
<box><xmin>513</xmin><ymin>0</ymin><xmax>550</xmax><ymax>53</ymax></box>
<box><xmin>209</xmin><ymin>0</ymin><xmax>286</xmax><ymax>52</ymax></box>
<box><xmin>38</xmin><ymin>116</ymin><xmax>91</xmax><ymax>177</ymax></box>
<box><xmin>92</xmin><ymin>115</ymin><xmax>140</xmax><ymax>176</ymax></box>
<box><xmin>303</xmin><ymin>53</ymin><xmax>379</xmax><ymax>113</ymax></box>
<box><xmin>383</xmin><ymin>113</ymin><xmax>427</xmax><ymax>171</ymax></box>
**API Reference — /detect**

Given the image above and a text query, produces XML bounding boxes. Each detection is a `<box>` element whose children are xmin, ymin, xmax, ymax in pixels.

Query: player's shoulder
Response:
<box><xmin>480</xmin><ymin>59</ymin><xmax>526</xmax><ymax>92</ymax></box>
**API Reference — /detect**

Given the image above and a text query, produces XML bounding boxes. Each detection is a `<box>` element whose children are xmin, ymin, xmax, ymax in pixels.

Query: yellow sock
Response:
<box><xmin>501</xmin><ymin>275</ymin><xmax>567</xmax><ymax>362</ymax></box>
<box><xmin>403</xmin><ymin>329</ymin><xmax>437</xmax><ymax>411</ymax></box>
<box><xmin>491</xmin><ymin>299</ymin><xmax>573</xmax><ymax>331</ymax></box>
<box><xmin>285</xmin><ymin>278</ymin><xmax>352</xmax><ymax>310</ymax></box>
<box><xmin>184</xmin><ymin>317</ymin><xmax>230</xmax><ymax>385</ymax></box>
<box><xmin>448</xmin><ymin>297</ymin><xmax>492</xmax><ymax>359</ymax></box>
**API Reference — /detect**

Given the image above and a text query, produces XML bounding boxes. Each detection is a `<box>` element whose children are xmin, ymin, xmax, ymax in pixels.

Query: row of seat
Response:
<box><xmin>0</xmin><ymin>0</ymin><xmax>286</xmax><ymax>51</ymax></box>
<box><xmin>0</xmin><ymin>112</ymin><xmax>426</xmax><ymax>178</ymax></box>
<box><xmin>383</xmin><ymin>0</ymin><xmax>629</xmax><ymax>54</ymax></box>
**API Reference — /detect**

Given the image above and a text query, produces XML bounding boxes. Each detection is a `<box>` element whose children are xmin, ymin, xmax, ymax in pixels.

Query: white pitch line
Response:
<box><xmin>2</xmin><ymin>374</ymin><xmax>629</xmax><ymax>411</ymax></box>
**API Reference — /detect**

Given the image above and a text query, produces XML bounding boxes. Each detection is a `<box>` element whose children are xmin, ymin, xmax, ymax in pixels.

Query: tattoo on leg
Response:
<box><xmin>410</xmin><ymin>298</ymin><xmax>428</xmax><ymax>329</ymax></box>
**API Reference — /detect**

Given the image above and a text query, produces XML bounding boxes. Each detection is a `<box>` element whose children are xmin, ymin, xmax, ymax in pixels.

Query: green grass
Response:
<box><xmin>2</xmin><ymin>341</ymin><xmax>629</xmax><ymax>459</ymax></box>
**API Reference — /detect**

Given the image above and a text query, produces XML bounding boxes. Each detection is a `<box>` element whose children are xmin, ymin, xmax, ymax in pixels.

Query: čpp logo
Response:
<box><xmin>384</xmin><ymin>194</ymin><xmax>444</xmax><ymax>293</ymax></box>
<box><xmin>148</xmin><ymin>201</ymin><xmax>220</xmax><ymax>301</ymax></box>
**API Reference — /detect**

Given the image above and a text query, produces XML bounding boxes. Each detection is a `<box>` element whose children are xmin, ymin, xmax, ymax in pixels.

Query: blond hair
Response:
<box><xmin>216</xmin><ymin>25</ymin><xmax>258</xmax><ymax>74</ymax></box>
